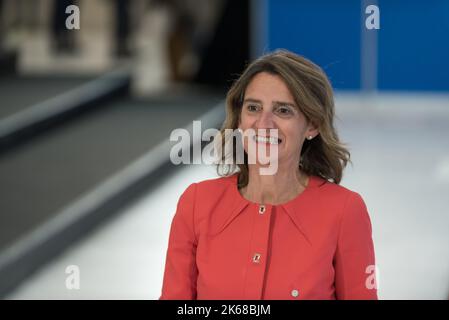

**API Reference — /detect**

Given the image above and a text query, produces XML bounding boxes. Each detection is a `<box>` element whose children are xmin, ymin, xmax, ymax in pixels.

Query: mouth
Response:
<box><xmin>253</xmin><ymin>135</ymin><xmax>282</xmax><ymax>145</ymax></box>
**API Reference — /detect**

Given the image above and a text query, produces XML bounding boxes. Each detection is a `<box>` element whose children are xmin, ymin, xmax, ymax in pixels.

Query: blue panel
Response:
<box><xmin>264</xmin><ymin>0</ymin><xmax>449</xmax><ymax>92</ymax></box>
<box><xmin>377</xmin><ymin>0</ymin><xmax>449</xmax><ymax>91</ymax></box>
<box><xmin>266</xmin><ymin>0</ymin><xmax>362</xmax><ymax>90</ymax></box>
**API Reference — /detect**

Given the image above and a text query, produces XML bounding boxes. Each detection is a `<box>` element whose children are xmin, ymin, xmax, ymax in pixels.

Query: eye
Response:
<box><xmin>276</xmin><ymin>105</ymin><xmax>293</xmax><ymax>116</ymax></box>
<box><xmin>246</xmin><ymin>104</ymin><xmax>260</xmax><ymax>112</ymax></box>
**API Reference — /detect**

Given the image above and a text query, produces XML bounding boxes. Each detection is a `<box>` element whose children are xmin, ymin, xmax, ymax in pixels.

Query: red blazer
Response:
<box><xmin>160</xmin><ymin>174</ymin><xmax>378</xmax><ymax>300</ymax></box>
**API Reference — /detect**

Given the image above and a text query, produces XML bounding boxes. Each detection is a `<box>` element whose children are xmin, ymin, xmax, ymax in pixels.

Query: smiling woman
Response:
<box><xmin>220</xmin><ymin>49</ymin><xmax>350</xmax><ymax>190</ymax></box>
<box><xmin>160</xmin><ymin>50</ymin><xmax>378</xmax><ymax>300</ymax></box>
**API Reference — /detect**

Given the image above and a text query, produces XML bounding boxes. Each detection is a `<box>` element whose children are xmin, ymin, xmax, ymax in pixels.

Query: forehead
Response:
<box><xmin>244</xmin><ymin>72</ymin><xmax>295</xmax><ymax>103</ymax></box>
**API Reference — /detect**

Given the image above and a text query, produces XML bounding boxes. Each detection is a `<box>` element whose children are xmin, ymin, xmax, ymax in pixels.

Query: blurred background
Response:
<box><xmin>0</xmin><ymin>0</ymin><xmax>448</xmax><ymax>300</ymax></box>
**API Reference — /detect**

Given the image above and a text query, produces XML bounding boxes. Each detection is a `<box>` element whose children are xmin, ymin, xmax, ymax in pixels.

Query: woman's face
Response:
<box><xmin>239</xmin><ymin>72</ymin><xmax>318</xmax><ymax>169</ymax></box>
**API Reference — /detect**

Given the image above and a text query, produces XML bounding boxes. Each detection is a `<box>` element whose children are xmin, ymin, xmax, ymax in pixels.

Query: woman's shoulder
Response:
<box><xmin>310</xmin><ymin>177</ymin><xmax>371</xmax><ymax>229</ymax></box>
<box><xmin>180</xmin><ymin>174</ymin><xmax>237</xmax><ymax>199</ymax></box>
<box><xmin>312</xmin><ymin>175</ymin><xmax>366</xmax><ymax>206</ymax></box>
<box><xmin>192</xmin><ymin>174</ymin><xmax>237</xmax><ymax>194</ymax></box>
<box><xmin>310</xmin><ymin>176</ymin><xmax>357</xmax><ymax>196</ymax></box>
<box><xmin>176</xmin><ymin>175</ymin><xmax>238</xmax><ymax>215</ymax></box>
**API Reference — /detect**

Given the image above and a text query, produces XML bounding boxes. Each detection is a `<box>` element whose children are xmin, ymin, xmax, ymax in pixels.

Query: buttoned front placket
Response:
<box><xmin>243</xmin><ymin>203</ymin><xmax>274</xmax><ymax>299</ymax></box>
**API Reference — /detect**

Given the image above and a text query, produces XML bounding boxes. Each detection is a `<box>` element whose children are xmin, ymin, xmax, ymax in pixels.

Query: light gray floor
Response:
<box><xmin>6</xmin><ymin>93</ymin><xmax>449</xmax><ymax>300</ymax></box>
<box><xmin>6</xmin><ymin>163</ymin><xmax>219</xmax><ymax>300</ymax></box>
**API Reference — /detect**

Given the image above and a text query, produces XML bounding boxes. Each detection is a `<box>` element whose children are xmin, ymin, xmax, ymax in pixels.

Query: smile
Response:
<box><xmin>253</xmin><ymin>135</ymin><xmax>282</xmax><ymax>145</ymax></box>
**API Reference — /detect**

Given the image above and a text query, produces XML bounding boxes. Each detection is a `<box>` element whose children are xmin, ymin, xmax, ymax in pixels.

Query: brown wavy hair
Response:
<box><xmin>216</xmin><ymin>49</ymin><xmax>351</xmax><ymax>187</ymax></box>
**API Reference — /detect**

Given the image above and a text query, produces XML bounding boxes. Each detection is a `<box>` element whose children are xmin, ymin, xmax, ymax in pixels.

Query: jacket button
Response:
<box><xmin>291</xmin><ymin>289</ymin><xmax>299</xmax><ymax>298</ymax></box>
<box><xmin>258</xmin><ymin>205</ymin><xmax>265</xmax><ymax>214</ymax></box>
<box><xmin>252</xmin><ymin>253</ymin><xmax>261</xmax><ymax>263</ymax></box>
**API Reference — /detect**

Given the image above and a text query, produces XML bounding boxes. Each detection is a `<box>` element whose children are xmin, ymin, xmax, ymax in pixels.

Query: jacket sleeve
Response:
<box><xmin>334</xmin><ymin>191</ymin><xmax>378</xmax><ymax>300</ymax></box>
<box><xmin>159</xmin><ymin>183</ymin><xmax>198</xmax><ymax>300</ymax></box>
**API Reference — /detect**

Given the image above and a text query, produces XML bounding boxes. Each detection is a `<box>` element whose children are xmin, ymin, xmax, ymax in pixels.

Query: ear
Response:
<box><xmin>305</xmin><ymin>122</ymin><xmax>319</xmax><ymax>140</ymax></box>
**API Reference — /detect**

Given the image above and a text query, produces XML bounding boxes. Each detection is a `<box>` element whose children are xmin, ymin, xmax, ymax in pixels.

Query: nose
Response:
<box><xmin>255</xmin><ymin>110</ymin><xmax>275</xmax><ymax>130</ymax></box>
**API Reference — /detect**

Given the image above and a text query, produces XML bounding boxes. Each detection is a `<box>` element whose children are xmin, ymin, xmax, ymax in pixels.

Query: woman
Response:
<box><xmin>160</xmin><ymin>50</ymin><xmax>378</xmax><ymax>300</ymax></box>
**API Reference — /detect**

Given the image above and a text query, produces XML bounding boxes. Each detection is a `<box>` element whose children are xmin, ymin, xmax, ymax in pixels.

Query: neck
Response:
<box><xmin>240</xmin><ymin>163</ymin><xmax>309</xmax><ymax>205</ymax></box>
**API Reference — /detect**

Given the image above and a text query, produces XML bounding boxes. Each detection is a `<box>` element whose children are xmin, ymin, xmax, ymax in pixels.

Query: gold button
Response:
<box><xmin>252</xmin><ymin>253</ymin><xmax>261</xmax><ymax>263</ymax></box>
<box><xmin>258</xmin><ymin>205</ymin><xmax>265</xmax><ymax>214</ymax></box>
<box><xmin>291</xmin><ymin>289</ymin><xmax>299</xmax><ymax>298</ymax></box>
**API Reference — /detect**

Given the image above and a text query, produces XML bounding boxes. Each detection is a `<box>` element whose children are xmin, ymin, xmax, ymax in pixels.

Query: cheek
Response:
<box><xmin>281</xmin><ymin>119</ymin><xmax>300</xmax><ymax>134</ymax></box>
<box><xmin>239</xmin><ymin>112</ymin><xmax>253</xmax><ymax>130</ymax></box>
<box><xmin>280</xmin><ymin>122</ymin><xmax>304</xmax><ymax>151</ymax></box>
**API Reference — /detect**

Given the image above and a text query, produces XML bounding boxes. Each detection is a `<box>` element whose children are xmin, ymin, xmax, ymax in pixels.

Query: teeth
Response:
<box><xmin>253</xmin><ymin>135</ymin><xmax>280</xmax><ymax>145</ymax></box>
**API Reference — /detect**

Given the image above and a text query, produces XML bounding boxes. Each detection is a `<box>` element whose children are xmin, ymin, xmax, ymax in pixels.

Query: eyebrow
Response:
<box><xmin>243</xmin><ymin>98</ymin><xmax>297</xmax><ymax>108</ymax></box>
